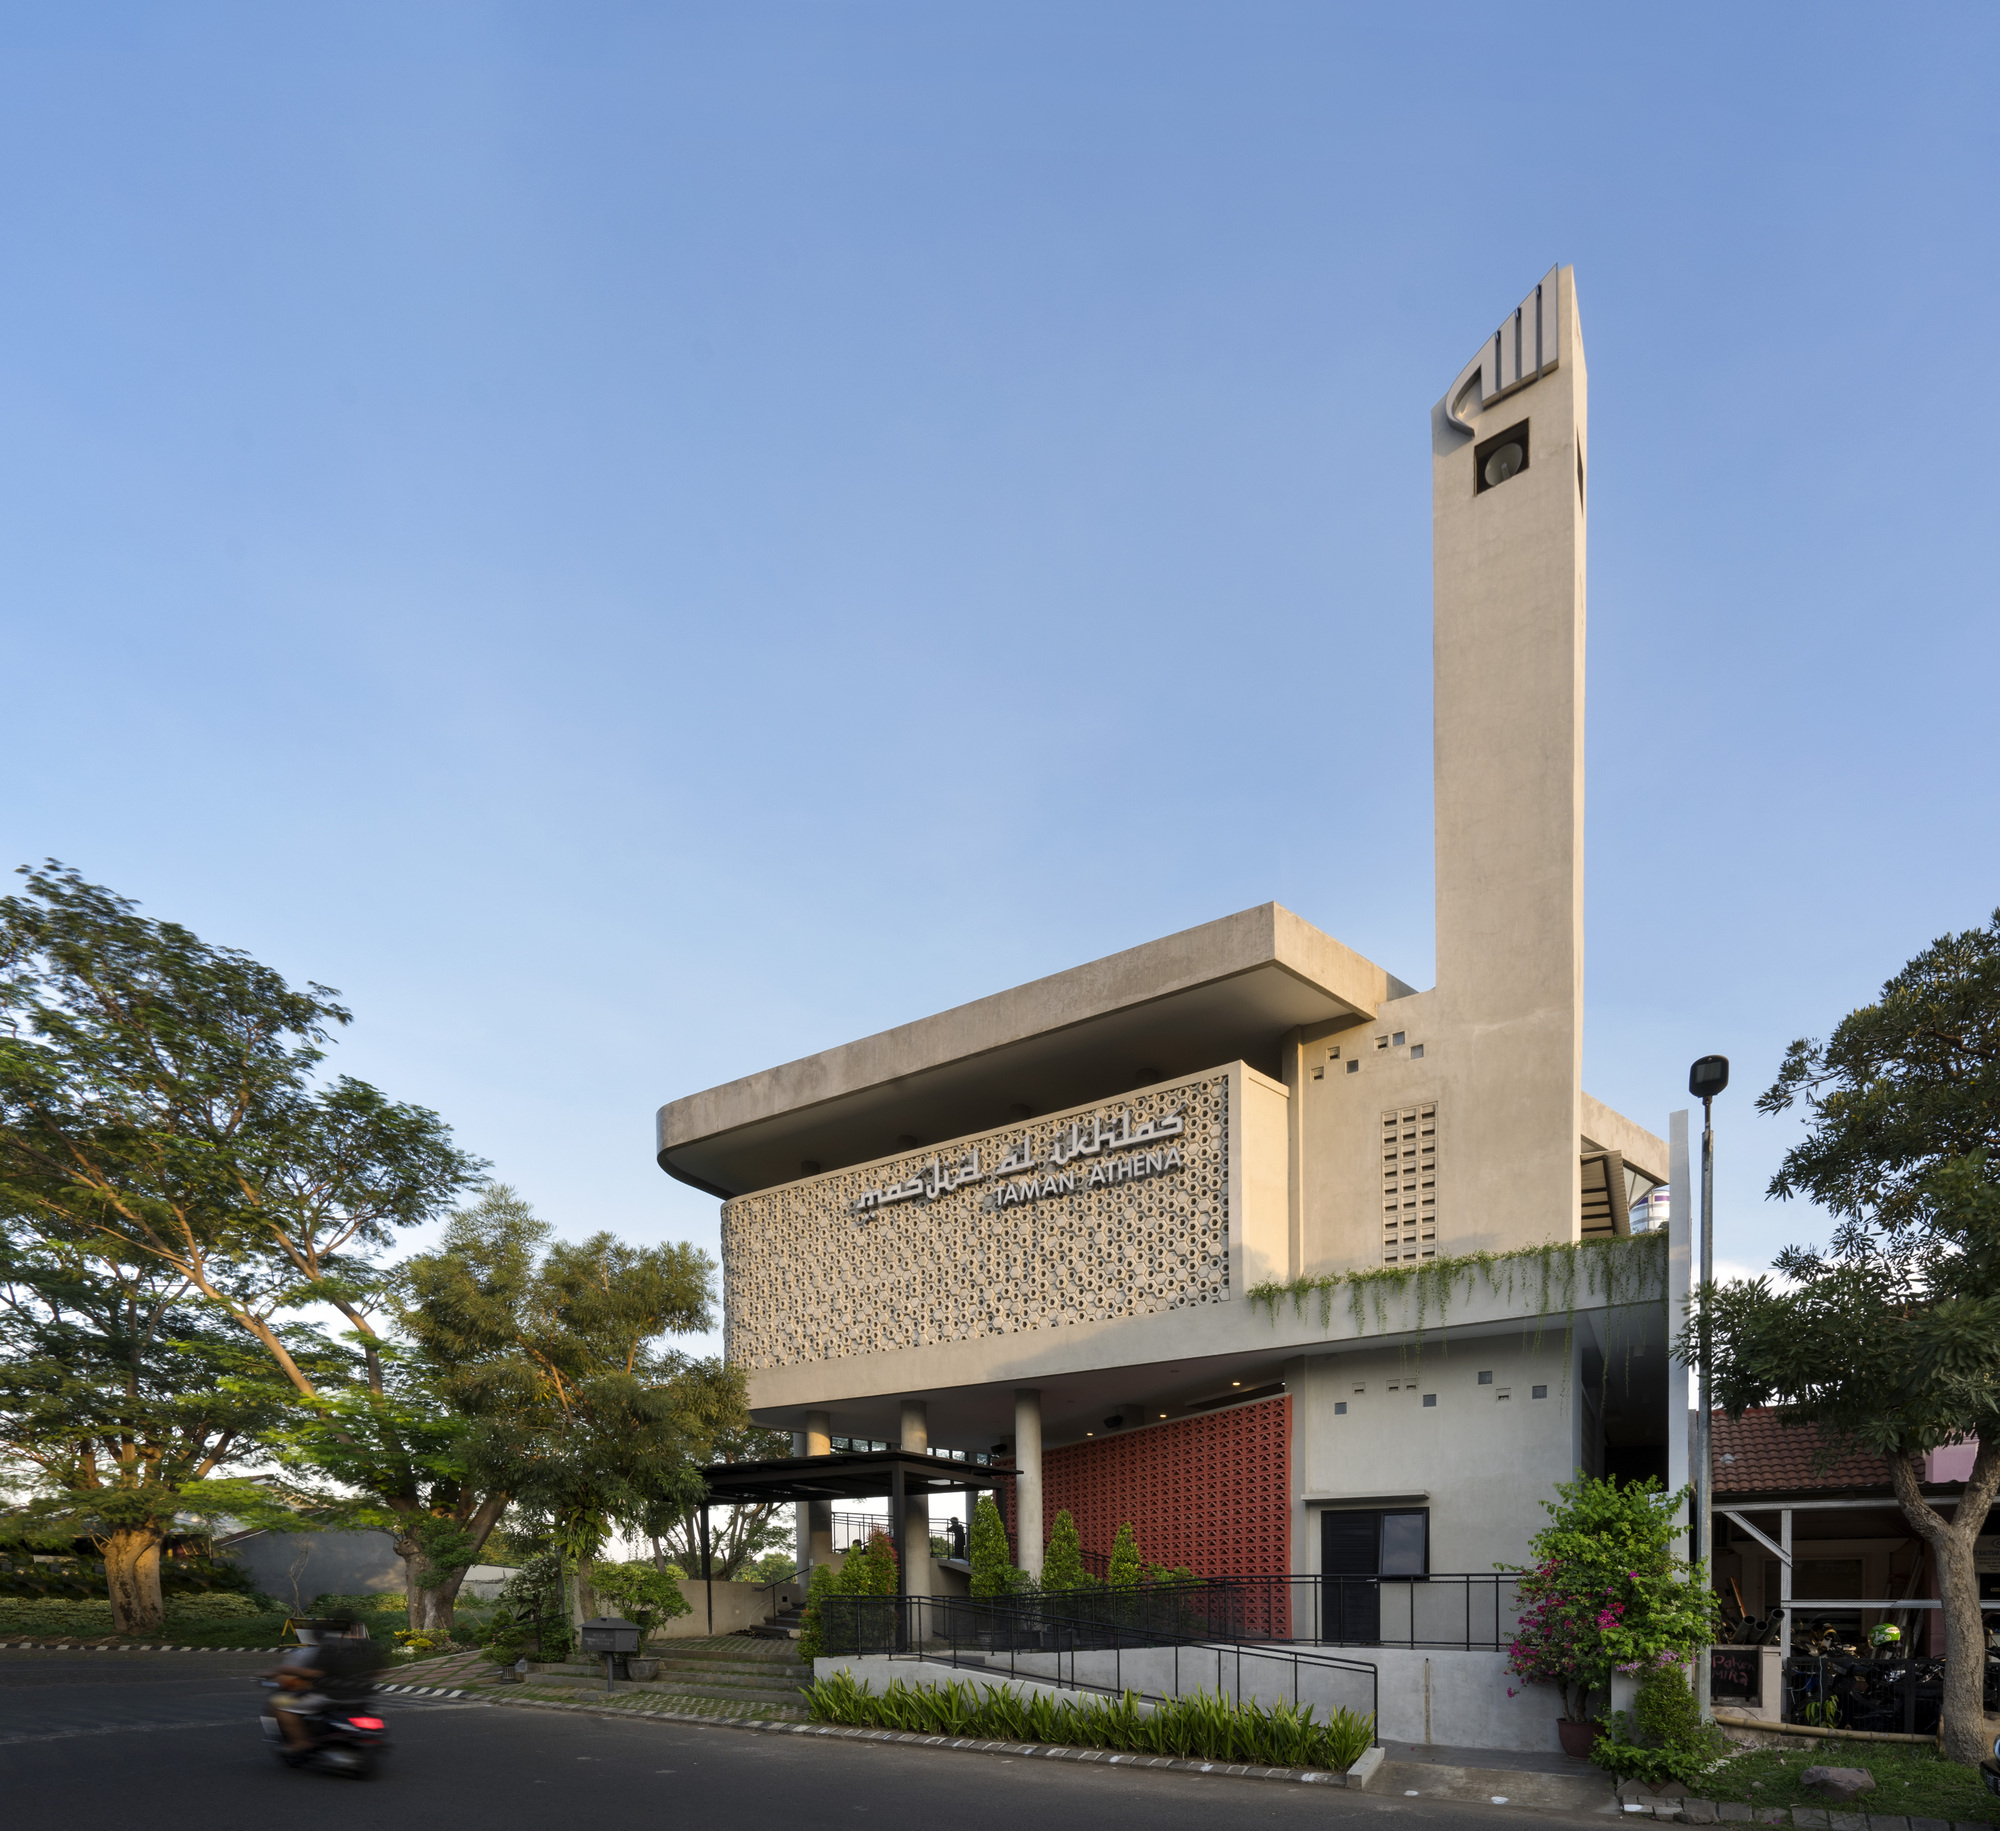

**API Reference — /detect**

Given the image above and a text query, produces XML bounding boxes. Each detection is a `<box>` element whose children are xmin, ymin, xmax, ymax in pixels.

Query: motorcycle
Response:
<box><xmin>258</xmin><ymin>1681</ymin><xmax>390</xmax><ymax>1778</ymax></box>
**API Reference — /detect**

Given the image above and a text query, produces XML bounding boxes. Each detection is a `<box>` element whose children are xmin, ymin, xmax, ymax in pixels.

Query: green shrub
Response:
<box><xmin>840</xmin><ymin>1531</ymin><xmax>899</xmax><ymax>1597</ymax></box>
<box><xmin>1042</xmin><ymin>1511</ymin><xmax>1094</xmax><ymax>1594</ymax></box>
<box><xmin>0</xmin><ymin>1593</ymin><xmax>271</xmax><ymax>1635</ymax></box>
<box><xmin>588</xmin><ymin>1560</ymin><xmax>691</xmax><ymax>1637</ymax></box>
<box><xmin>1107</xmin><ymin>1523</ymin><xmax>1145</xmax><ymax>1589</ymax></box>
<box><xmin>307</xmin><ymin>1592</ymin><xmax>405</xmax><ymax>1617</ymax></box>
<box><xmin>1591</xmin><ymin>1661</ymin><xmax>1731</xmax><ymax>1788</ymax></box>
<box><xmin>804</xmin><ymin>1672</ymin><xmax>1374</xmax><ymax>1772</ymax></box>
<box><xmin>968</xmin><ymin>1498</ymin><xmax>1023</xmax><ymax>1598</ymax></box>
<box><xmin>796</xmin><ymin>1561</ymin><xmax>837</xmax><ymax>1663</ymax></box>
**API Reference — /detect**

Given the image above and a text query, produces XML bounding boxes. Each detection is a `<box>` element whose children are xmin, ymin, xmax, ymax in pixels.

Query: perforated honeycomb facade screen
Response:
<box><xmin>721</xmin><ymin>1070</ymin><xmax>1234</xmax><ymax>1372</ymax></box>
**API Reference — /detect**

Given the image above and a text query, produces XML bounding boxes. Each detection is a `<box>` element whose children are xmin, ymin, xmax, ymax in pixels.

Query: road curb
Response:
<box><xmin>470</xmin><ymin>1689</ymin><xmax>1378</xmax><ymax>1792</ymax></box>
<box><xmin>0</xmin><ymin>1640</ymin><xmax>292</xmax><ymax>1652</ymax></box>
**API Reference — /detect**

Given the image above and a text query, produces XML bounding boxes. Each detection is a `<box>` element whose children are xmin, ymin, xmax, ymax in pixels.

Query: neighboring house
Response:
<box><xmin>215</xmin><ymin>1527</ymin><xmax>403</xmax><ymax>1610</ymax></box>
<box><xmin>1709</xmin><ymin>1408</ymin><xmax>1983</xmax><ymax>1658</ymax></box>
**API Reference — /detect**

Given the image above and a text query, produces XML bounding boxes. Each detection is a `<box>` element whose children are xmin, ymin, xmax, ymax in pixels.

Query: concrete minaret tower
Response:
<box><xmin>1431</xmin><ymin>266</ymin><xmax>1588</xmax><ymax>1250</ymax></box>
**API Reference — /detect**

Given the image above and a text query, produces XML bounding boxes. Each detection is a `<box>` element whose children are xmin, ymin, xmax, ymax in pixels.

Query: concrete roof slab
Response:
<box><xmin>657</xmin><ymin>903</ymin><xmax>1408</xmax><ymax>1197</ymax></box>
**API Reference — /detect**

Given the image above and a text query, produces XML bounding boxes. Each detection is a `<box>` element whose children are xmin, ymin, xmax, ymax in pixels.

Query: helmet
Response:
<box><xmin>1869</xmin><ymin>1623</ymin><xmax>1901</xmax><ymax>1648</ymax></box>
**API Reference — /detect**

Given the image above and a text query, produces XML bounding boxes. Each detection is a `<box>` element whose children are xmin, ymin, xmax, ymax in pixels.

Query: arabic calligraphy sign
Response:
<box><xmin>848</xmin><ymin>1107</ymin><xmax>1187</xmax><ymax>1217</ymax></box>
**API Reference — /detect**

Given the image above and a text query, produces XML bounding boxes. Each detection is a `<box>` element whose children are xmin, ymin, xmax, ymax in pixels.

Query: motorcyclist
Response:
<box><xmin>263</xmin><ymin>1614</ymin><xmax>378</xmax><ymax>1755</ymax></box>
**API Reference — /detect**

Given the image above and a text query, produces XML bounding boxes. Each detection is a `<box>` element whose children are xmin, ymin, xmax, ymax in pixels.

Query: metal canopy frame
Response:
<box><xmin>693</xmin><ymin>1451</ymin><xmax>1017</xmax><ymax>1632</ymax></box>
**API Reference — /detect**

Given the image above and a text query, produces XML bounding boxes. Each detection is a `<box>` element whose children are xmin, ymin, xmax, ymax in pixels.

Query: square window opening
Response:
<box><xmin>1474</xmin><ymin>418</ymin><xmax>1531</xmax><ymax>494</ymax></box>
<box><xmin>1532</xmin><ymin>1384</ymin><xmax>1548</xmax><ymax>1399</ymax></box>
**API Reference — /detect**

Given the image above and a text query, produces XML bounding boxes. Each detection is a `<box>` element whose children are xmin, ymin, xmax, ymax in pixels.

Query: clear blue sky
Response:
<box><xmin>4</xmin><ymin>5</ymin><xmax>1995</xmax><ymax>1338</ymax></box>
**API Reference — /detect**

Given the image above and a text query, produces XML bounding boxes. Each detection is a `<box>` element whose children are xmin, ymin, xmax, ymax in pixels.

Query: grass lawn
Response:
<box><xmin>1706</xmin><ymin>1739</ymin><xmax>1998</xmax><ymax>1824</ymax></box>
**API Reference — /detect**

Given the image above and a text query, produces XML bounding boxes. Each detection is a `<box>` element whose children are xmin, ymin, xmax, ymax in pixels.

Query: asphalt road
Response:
<box><xmin>0</xmin><ymin>1649</ymin><xmax>1603</xmax><ymax>1830</ymax></box>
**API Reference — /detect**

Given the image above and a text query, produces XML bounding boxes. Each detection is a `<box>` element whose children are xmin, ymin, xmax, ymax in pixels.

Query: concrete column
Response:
<box><xmin>1014</xmin><ymin>1389</ymin><xmax>1044</xmax><ymax>1581</ymax></box>
<box><xmin>899</xmin><ymin>1400</ymin><xmax>931</xmax><ymax>1599</ymax></box>
<box><xmin>1779</xmin><ymin>1508</ymin><xmax>1792</xmax><ymax>1660</ymax></box>
<box><xmin>804</xmin><ymin>1411</ymin><xmax>834</xmax><ymax>1571</ymax></box>
<box><xmin>793</xmin><ymin>1430</ymin><xmax>811</xmax><ymax>1575</ymax></box>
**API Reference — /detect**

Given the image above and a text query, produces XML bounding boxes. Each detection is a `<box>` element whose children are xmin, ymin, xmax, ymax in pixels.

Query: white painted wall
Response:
<box><xmin>817</xmin><ymin>1646</ymin><xmax>1575</xmax><ymax>1753</ymax></box>
<box><xmin>1288</xmin><ymin>1332</ymin><xmax>1591</xmax><ymax>1581</ymax></box>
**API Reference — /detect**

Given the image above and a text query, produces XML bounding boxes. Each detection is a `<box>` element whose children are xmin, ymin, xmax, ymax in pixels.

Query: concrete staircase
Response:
<box><xmin>520</xmin><ymin>1637</ymin><xmax>811</xmax><ymax>1717</ymax></box>
<box><xmin>745</xmin><ymin>1601</ymin><xmax>805</xmax><ymax>1641</ymax></box>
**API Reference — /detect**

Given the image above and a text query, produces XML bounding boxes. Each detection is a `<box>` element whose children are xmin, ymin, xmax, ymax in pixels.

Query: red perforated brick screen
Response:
<box><xmin>1004</xmin><ymin>1394</ymin><xmax>1290</xmax><ymax>1578</ymax></box>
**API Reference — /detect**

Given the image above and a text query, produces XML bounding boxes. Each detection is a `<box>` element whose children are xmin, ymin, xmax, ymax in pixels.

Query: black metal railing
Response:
<box><xmin>1780</xmin><ymin>1653</ymin><xmax>1952</xmax><ymax>1736</ymax></box>
<box><xmin>1002</xmin><ymin>1573</ymin><xmax>1522</xmax><ymax>1651</ymax></box>
<box><xmin>817</xmin><ymin>1591</ymin><xmax>1378</xmax><ymax>1732</ymax></box>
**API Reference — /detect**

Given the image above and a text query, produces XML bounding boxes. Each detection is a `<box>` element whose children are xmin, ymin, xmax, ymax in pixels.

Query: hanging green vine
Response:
<box><xmin>1245</xmin><ymin>1232</ymin><xmax>1667</xmax><ymax>1383</ymax></box>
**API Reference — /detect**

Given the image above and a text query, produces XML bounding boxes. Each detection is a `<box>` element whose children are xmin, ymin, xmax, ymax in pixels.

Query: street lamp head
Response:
<box><xmin>1689</xmin><ymin>1055</ymin><xmax>1729</xmax><ymax>1100</ymax></box>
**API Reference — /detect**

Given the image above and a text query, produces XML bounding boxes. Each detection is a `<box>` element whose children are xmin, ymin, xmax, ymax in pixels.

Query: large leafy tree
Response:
<box><xmin>0</xmin><ymin>864</ymin><xmax>485</xmax><ymax>1625</ymax></box>
<box><xmin>0</xmin><ymin>1228</ymin><xmax>306</xmax><ymax>1632</ymax></box>
<box><xmin>1703</xmin><ymin>908</ymin><xmax>2000</xmax><ymax>1763</ymax></box>
<box><xmin>650</xmin><ymin>1420</ymin><xmax>793</xmax><ymax>1581</ymax></box>
<box><xmin>397</xmin><ymin>1187</ymin><xmax>745</xmax><ymax>1630</ymax></box>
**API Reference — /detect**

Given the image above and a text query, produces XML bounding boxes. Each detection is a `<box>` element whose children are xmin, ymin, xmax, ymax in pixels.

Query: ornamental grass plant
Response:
<box><xmin>804</xmin><ymin>1670</ymin><xmax>1375</xmax><ymax>1771</ymax></box>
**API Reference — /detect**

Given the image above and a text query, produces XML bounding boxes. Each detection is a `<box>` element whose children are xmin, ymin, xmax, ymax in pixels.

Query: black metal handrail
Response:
<box><xmin>1002</xmin><ymin>1572</ymin><xmax>1522</xmax><ymax>1651</ymax></box>
<box><xmin>818</xmin><ymin>1591</ymin><xmax>1379</xmax><ymax>1735</ymax></box>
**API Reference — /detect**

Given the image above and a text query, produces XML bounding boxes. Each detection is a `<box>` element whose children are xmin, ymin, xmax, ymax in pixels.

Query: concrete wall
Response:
<box><xmin>217</xmin><ymin>1529</ymin><xmax>404</xmax><ymax>1609</ymax></box>
<box><xmin>816</xmin><ymin>1646</ymin><xmax>1567</xmax><ymax>1753</ymax></box>
<box><xmin>657</xmin><ymin>1577</ymin><xmax>796</xmax><ymax>1638</ymax></box>
<box><xmin>1286</xmin><ymin>1334</ymin><xmax>1587</xmax><ymax>1580</ymax></box>
<box><xmin>1427</xmin><ymin>264</ymin><xmax>1587</xmax><ymax>1266</ymax></box>
<box><xmin>736</xmin><ymin>1060</ymin><xmax>1291</xmax><ymax>1413</ymax></box>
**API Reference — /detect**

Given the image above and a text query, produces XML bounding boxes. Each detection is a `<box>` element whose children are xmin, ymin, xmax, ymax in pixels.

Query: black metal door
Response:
<box><xmin>1321</xmin><ymin>1510</ymin><xmax>1381</xmax><ymax>1643</ymax></box>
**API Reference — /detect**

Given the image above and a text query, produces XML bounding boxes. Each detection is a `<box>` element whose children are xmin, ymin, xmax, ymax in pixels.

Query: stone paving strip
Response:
<box><xmin>1620</xmin><ymin>1804</ymin><xmax>1987</xmax><ymax>1830</ymax></box>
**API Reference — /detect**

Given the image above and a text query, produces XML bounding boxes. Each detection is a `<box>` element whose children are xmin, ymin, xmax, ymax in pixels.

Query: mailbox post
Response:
<box><xmin>579</xmin><ymin>1616</ymin><xmax>644</xmax><ymax>1693</ymax></box>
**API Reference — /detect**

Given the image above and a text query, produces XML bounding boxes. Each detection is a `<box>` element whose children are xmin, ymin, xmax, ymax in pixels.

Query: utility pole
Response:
<box><xmin>1688</xmin><ymin>1054</ymin><xmax>1728</xmax><ymax>1720</ymax></box>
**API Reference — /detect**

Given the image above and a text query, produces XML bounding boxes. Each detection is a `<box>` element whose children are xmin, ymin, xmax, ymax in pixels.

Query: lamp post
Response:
<box><xmin>1688</xmin><ymin>1053</ymin><xmax>1728</xmax><ymax>1719</ymax></box>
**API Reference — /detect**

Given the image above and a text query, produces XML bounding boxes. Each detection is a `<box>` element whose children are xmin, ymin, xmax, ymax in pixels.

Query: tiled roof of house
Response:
<box><xmin>1711</xmin><ymin>1408</ymin><xmax>1891</xmax><ymax>1495</ymax></box>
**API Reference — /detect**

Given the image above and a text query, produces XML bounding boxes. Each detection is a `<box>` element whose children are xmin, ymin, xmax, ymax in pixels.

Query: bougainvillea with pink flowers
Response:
<box><xmin>1502</xmin><ymin>1474</ymin><xmax>1720</xmax><ymax>1723</ymax></box>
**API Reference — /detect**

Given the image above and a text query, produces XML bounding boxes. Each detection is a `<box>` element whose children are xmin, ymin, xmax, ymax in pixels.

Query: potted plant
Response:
<box><xmin>1503</xmin><ymin>1475</ymin><xmax>1719</xmax><ymax>1758</ymax></box>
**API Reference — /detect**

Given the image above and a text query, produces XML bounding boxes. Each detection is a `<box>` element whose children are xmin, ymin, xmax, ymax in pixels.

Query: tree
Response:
<box><xmin>399</xmin><ymin>1192</ymin><xmax>746</xmax><ymax>1631</ymax></box>
<box><xmin>0</xmin><ymin>1228</ymin><xmax>304</xmax><ymax>1633</ymax></box>
<box><xmin>650</xmin><ymin>1421</ymin><xmax>793</xmax><ymax>1579</ymax></box>
<box><xmin>1703</xmin><ymin>908</ymin><xmax>2000</xmax><ymax>1762</ymax></box>
<box><xmin>0</xmin><ymin>865</ymin><xmax>486</xmax><ymax>1626</ymax></box>
<box><xmin>1042</xmin><ymin>1508</ymin><xmax>1092</xmax><ymax>1593</ymax></box>
<box><xmin>1503</xmin><ymin>1475</ymin><xmax>1716</xmax><ymax>1725</ymax></box>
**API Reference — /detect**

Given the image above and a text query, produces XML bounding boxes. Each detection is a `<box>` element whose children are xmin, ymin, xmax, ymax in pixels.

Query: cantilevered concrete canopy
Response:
<box><xmin>656</xmin><ymin>903</ymin><xmax>1412</xmax><ymax>1197</ymax></box>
